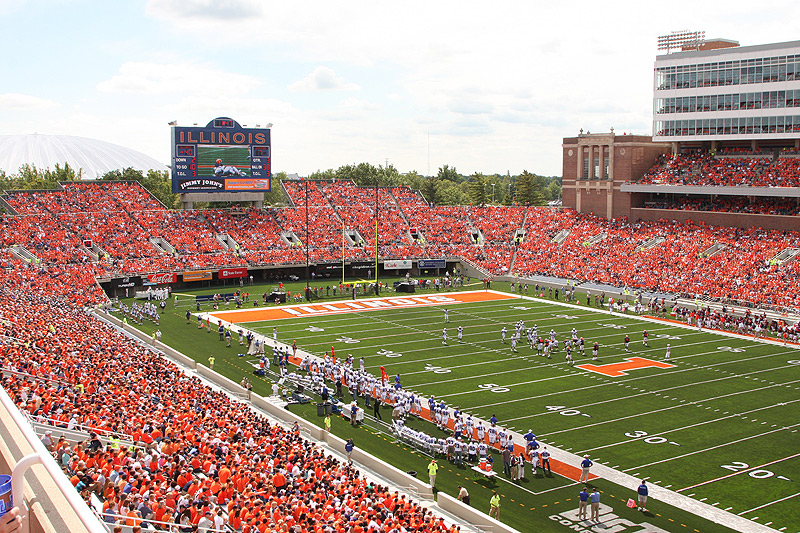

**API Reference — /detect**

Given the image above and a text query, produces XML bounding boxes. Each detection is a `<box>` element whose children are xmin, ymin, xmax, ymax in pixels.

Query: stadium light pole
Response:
<box><xmin>491</xmin><ymin>183</ymin><xmax>496</xmax><ymax>204</ymax></box>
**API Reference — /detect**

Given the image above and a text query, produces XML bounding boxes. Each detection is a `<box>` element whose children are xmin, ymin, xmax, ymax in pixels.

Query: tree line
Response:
<box><xmin>0</xmin><ymin>162</ymin><xmax>560</xmax><ymax>209</ymax></box>
<box><xmin>308</xmin><ymin>163</ymin><xmax>561</xmax><ymax>206</ymax></box>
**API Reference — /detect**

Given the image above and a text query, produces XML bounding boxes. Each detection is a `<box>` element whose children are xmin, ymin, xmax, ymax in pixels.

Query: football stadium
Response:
<box><xmin>1</xmin><ymin>37</ymin><xmax>800</xmax><ymax>533</ymax></box>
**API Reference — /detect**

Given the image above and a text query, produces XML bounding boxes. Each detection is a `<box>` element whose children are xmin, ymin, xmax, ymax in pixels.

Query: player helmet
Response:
<box><xmin>216</xmin><ymin>158</ymin><xmax>222</xmax><ymax>164</ymax></box>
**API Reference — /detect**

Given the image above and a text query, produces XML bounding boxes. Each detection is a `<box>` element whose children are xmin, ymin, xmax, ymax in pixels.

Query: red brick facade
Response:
<box><xmin>562</xmin><ymin>132</ymin><xmax>670</xmax><ymax>219</ymax></box>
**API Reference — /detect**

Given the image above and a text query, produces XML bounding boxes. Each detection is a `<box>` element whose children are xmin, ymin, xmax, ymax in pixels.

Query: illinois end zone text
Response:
<box><xmin>209</xmin><ymin>290</ymin><xmax>519</xmax><ymax>324</ymax></box>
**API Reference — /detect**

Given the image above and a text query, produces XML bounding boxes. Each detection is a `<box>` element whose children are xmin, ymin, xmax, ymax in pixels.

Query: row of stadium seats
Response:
<box><xmin>641</xmin><ymin>196</ymin><xmax>800</xmax><ymax>216</ymax></box>
<box><xmin>0</xmin><ymin>263</ymin><xmax>460</xmax><ymax>532</ymax></box>
<box><xmin>639</xmin><ymin>151</ymin><xmax>800</xmax><ymax>187</ymax></box>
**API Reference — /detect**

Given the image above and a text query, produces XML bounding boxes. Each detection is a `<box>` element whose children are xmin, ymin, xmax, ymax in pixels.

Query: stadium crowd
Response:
<box><xmin>641</xmin><ymin>196</ymin><xmax>800</xmax><ymax>216</ymax></box>
<box><xmin>513</xmin><ymin>210</ymin><xmax>800</xmax><ymax>310</ymax></box>
<box><xmin>639</xmin><ymin>151</ymin><xmax>800</xmax><ymax>187</ymax></box>
<box><xmin>0</xmin><ymin>175</ymin><xmax>799</xmax><ymax>531</ymax></box>
<box><xmin>0</xmin><ymin>262</ymin><xmax>463</xmax><ymax>533</ymax></box>
<box><xmin>1</xmin><ymin>178</ymin><xmax>799</xmax><ymax>312</ymax></box>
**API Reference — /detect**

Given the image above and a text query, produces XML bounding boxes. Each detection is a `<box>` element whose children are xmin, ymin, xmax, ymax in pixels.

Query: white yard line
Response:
<box><xmin>737</xmin><ymin>491</ymin><xmax>800</xmax><ymax>515</ymax></box>
<box><xmin>454</xmin><ymin>348</ymin><xmax>800</xmax><ymax>411</ymax></box>
<box><xmin>621</xmin><ymin>423</ymin><xmax>800</xmax><ymax>471</ymax></box>
<box><xmin>678</xmin><ymin>452</ymin><xmax>800</xmax><ymax>492</ymax></box>
<box><xmin>233</xmin><ymin>290</ymin><xmax>787</xmax><ymax>533</ymax></box>
<box><xmin>576</xmin><ymin>395</ymin><xmax>800</xmax><ymax>453</ymax></box>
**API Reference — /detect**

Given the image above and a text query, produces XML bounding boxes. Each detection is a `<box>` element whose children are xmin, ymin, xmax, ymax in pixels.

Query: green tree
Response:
<box><xmin>0</xmin><ymin>163</ymin><xmax>83</xmax><ymax>192</ymax></box>
<box><xmin>265</xmin><ymin>172</ymin><xmax>289</xmax><ymax>206</ymax></box>
<box><xmin>420</xmin><ymin>177</ymin><xmax>439</xmax><ymax>205</ymax></box>
<box><xmin>514</xmin><ymin>170</ymin><xmax>546</xmax><ymax>206</ymax></box>
<box><xmin>334</xmin><ymin>162</ymin><xmax>381</xmax><ymax>186</ymax></box>
<box><xmin>308</xmin><ymin>168</ymin><xmax>336</xmax><ymax>180</ymax></box>
<box><xmin>437</xmin><ymin>179</ymin><xmax>468</xmax><ymax>205</ymax></box>
<box><xmin>400</xmin><ymin>170</ymin><xmax>425</xmax><ymax>190</ymax></box>
<box><xmin>467</xmin><ymin>172</ymin><xmax>487</xmax><ymax>205</ymax></box>
<box><xmin>545</xmin><ymin>180</ymin><xmax>562</xmax><ymax>202</ymax></box>
<box><xmin>99</xmin><ymin>167</ymin><xmax>180</xmax><ymax>208</ymax></box>
<box><xmin>437</xmin><ymin>164</ymin><xmax>461</xmax><ymax>182</ymax></box>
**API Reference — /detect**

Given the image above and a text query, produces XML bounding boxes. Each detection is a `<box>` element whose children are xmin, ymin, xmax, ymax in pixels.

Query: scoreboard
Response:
<box><xmin>171</xmin><ymin>117</ymin><xmax>271</xmax><ymax>193</ymax></box>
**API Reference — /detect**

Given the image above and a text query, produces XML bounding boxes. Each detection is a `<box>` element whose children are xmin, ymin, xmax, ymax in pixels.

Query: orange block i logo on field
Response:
<box><xmin>577</xmin><ymin>357</ymin><xmax>676</xmax><ymax>377</ymax></box>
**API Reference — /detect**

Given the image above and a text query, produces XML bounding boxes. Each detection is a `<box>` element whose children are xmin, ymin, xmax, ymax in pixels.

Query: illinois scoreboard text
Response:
<box><xmin>171</xmin><ymin>117</ymin><xmax>271</xmax><ymax>193</ymax></box>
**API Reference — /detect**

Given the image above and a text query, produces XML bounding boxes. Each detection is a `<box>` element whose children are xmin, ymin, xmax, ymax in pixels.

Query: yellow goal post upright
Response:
<box><xmin>339</xmin><ymin>181</ymin><xmax>380</xmax><ymax>294</ymax></box>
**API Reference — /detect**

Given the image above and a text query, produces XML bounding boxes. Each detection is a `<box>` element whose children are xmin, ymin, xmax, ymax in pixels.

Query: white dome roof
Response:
<box><xmin>0</xmin><ymin>134</ymin><xmax>167</xmax><ymax>180</ymax></box>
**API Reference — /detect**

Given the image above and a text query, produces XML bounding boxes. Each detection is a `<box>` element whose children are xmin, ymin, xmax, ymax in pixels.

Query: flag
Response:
<box><xmin>380</xmin><ymin>366</ymin><xmax>388</xmax><ymax>385</ymax></box>
<box><xmin>626</xmin><ymin>498</ymin><xmax>637</xmax><ymax>509</ymax></box>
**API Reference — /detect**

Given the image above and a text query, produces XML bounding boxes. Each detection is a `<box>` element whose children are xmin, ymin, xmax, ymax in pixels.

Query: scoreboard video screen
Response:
<box><xmin>171</xmin><ymin>117</ymin><xmax>271</xmax><ymax>193</ymax></box>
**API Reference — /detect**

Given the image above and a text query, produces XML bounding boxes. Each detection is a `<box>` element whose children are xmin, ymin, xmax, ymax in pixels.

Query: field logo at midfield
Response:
<box><xmin>577</xmin><ymin>357</ymin><xmax>675</xmax><ymax>377</ymax></box>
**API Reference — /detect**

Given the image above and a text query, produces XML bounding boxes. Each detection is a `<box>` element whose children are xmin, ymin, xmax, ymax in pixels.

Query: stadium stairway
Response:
<box><xmin>148</xmin><ymin>236</ymin><xmax>175</xmax><ymax>255</ymax></box>
<box><xmin>0</xmin><ymin>195</ymin><xmax>17</xmax><ymax>214</ymax></box>
<box><xmin>700</xmin><ymin>242</ymin><xmax>727</xmax><ymax>258</ymax></box>
<box><xmin>7</xmin><ymin>245</ymin><xmax>38</xmax><ymax>263</ymax></box>
<box><xmin>26</xmin><ymin>415</ymin><xmax>137</xmax><ymax>450</ymax></box>
<box><xmin>215</xmin><ymin>233</ymin><xmax>238</xmax><ymax>251</ymax></box>
<box><xmin>459</xmin><ymin>256</ymin><xmax>491</xmax><ymax>279</ymax></box>
<box><xmin>279</xmin><ymin>179</ymin><xmax>297</xmax><ymax>208</ymax></box>
<box><xmin>769</xmin><ymin>247</ymin><xmax>800</xmax><ymax>265</ymax></box>
<box><xmin>551</xmin><ymin>228</ymin><xmax>570</xmax><ymax>244</ymax></box>
<box><xmin>637</xmin><ymin>236</ymin><xmax>666</xmax><ymax>252</ymax></box>
<box><xmin>388</xmin><ymin>190</ymin><xmax>413</xmax><ymax>225</ymax></box>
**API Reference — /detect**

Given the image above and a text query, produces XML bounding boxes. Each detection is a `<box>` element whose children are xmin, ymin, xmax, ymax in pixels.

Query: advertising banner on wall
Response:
<box><xmin>183</xmin><ymin>270</ymin><xmax>212</xmax><ymax>282</ymax></box>
<box><xmin>147</xmin><ymin>272</ymin><xmax>178</xmax><ymax>284</ymax></box>
<box><xmin>219</xmin><ymin>267</ymin><xmax>248</xmax><ymax>279</ymax></box>
<box><xmin>110</xmin><ymin>276</ymin><xmax>142</xmax><ymax>289</ymax></box>
<box><xmin>418</xmin><ymin>259</ymin><xmax>447</xmax><ymax>269</ymax></box>
<box><xmin>383</xmin><ymin>260</ymin><xmax>413</xmax><ymax>269</ymax></box>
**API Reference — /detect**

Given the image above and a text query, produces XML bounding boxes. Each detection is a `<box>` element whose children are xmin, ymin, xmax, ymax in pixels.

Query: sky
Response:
<box><xmin>1</xmin><ymin>0</ymin><xmax>799</xmax><ymax>177</ymax></box>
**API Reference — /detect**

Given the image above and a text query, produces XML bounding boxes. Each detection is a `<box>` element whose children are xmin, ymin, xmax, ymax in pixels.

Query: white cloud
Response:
<box><xmin>0</xmin><ymin>93</ymin><xmax>58</xmax><ymax>111</ymax></box>
<box><xmin>447</xmin><ymin>98</ymin><xmax>494</xmax><ymax>115</ymax></box>
<box><xmin>157</xmin><ymin>95</ymin><xmax>297</xmax><ymax>122</ymax></box>
<box><xmin>320</xmin><ymin>98</ymin><xmax>380</xmax><ymax>121</ymax></box>
<box><xmin>288</xmin><ymin>66</ymin><xmax>360</xmax><ymax>92</ymax></box>
<box><xmin>97</xmin><ymin>62</ymin><xmax>258</xmax><ymax>96</ymax></box>
<box><xmin>145</xmin><ymin>0</ymin><xmax>262</xmax><ymax>20</ymax></box>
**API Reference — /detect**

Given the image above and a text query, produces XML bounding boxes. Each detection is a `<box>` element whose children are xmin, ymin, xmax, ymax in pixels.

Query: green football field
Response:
<box><xmin>125</xmin><ymin>281</ymin><xmax>800</xmax><ymax>532</ymax></box>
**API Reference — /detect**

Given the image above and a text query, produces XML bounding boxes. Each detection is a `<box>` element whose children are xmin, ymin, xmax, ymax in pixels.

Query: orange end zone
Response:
<box><xmin>209</xmin><ymin>290</ymin><xmax>519</xmax><ymax>324</ymax></box>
